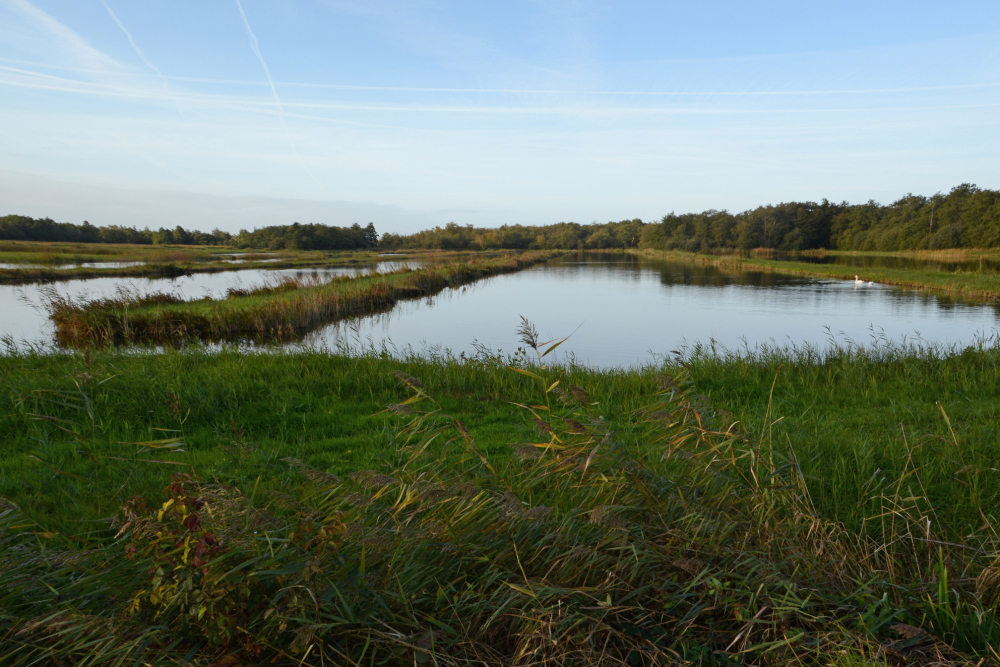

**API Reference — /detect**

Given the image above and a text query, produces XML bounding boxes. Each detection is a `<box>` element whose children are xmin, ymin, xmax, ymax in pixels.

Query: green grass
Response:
<box><xmin>2</xmin><ymin>344</ymin><xmax>999</xmax><ymax>665</ymax></box>
<box><xmin>685</xmin><ymin>340</ymin><xmax>1000</xmax><ymax>538</ymax></box>
<box><xmin>0</xmin><ymin>346</ymin><xmax>659</xmax><ymax>538</ymax></box>
<box><xmin>2</xmin><ymin>339</ymin><xmax>998</xmax><ymax>541</ymax></box>
<box><xmin>47</xmin><ymin>250</ymin><xmax>562</xmax><ymax>346</ymax></box>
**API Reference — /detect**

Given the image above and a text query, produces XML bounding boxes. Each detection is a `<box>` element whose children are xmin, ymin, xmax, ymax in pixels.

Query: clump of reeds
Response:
<box><xmin>48</xmin><ymin>251</ymin><xmax>562</xmax><ymax>348</ymax></box>
<box><xmin>2</xmin><ymin>351</ymin><xmax>997</xmax><ymax>665</ymax></box>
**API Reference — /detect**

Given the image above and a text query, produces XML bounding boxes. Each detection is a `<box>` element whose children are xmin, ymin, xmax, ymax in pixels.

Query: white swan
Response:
<box><xmin>868</xmin><ymin>281</ymin><xmax>874</xmax><ymax>286</ymax></box>
<box><xmin>854</xmin><ymin>275</ymin><xmax>864</xmax><ymax>286</ymax></box>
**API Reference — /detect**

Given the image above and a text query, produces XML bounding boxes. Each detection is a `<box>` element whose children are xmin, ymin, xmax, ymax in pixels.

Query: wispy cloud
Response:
<box><xmin>3</xmin><ymin>0</ymin><xmax>120</xmax><ymax>72</ymax></box>
<box><xmin>161</xmin><ymin>74</ymin><xmax>1000</xmax><ymax>97</ymax></box>
<box><xmin>2</xmin><ymin>63</ymin><xmax>998</xmax><ymax>119</ymax></box>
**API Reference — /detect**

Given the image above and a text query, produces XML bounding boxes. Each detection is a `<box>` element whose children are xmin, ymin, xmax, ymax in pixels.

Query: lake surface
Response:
<box><xmin>310</xmin><ymin>253</ymin><xmax>999</xmax><ymax>366</ymax></box>
<box><xmin>0</xmin><ymin>261</ymin><xmax>418</xmax><ymax>349</ymax></box>
<box><xmin>2</xmin><ymin>253</ymin><xmax>997</xmax><ymax>366</ymax></box>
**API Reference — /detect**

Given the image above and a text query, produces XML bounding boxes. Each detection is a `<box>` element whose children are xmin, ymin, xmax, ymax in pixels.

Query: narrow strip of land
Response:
<box><xmin>49</xmin><ymin>250</ymin><xmax>562</xmax><ymax>346</ymax></box>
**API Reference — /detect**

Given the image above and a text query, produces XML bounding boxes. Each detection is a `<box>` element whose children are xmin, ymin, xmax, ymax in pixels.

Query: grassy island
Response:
<box><xmin>47</xmin><ymin>251</ymin><xmax>561</xmax><ymax>347</ymax></box>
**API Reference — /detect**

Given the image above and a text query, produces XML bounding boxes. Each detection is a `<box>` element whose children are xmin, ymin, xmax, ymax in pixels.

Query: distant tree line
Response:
<box><xmin>0</xmin><ymin>215</ymin><xmax>232</xmax><ymax>246</ymax></box>
<box><xmin>4</xmin><ymin>184</ymin><xmax>998</xmax><ymax>252</ymax></box>
<box><xmin>0</xmin><ymin>216</ymin><xmax>379</xmax><ymax>250</ymax></box>
<box><xmin>233</xmin><ymin>222</ymin><xmax>379</xmax><ymax>250</ymax></box>
<box><xmin>379</xmin><ymin>219</ymin><xmax>645</xmax><ymax>251</ymax></box>
<box><xmin>641</xmin><ymin>183</ymin><xmax>1000</xmax><ymax>253</ymax></box>
<box><xmin>381</xmin><ymin>184</ymin><xmax>1000</xmax><ymax>252</ymax></box>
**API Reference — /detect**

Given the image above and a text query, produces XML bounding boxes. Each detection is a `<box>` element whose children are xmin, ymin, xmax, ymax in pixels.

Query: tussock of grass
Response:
<box><xmin>2</xmin><ymin>359</ymin><xmax>998</xmax><ymax>665</ymax></box>
<box><xmin>46</xmin><ymin>251</ymin><xmax>561</xmax><ymax>346</ymax></box>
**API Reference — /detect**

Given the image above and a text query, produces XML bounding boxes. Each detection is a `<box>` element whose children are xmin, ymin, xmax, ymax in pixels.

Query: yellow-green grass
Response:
<box><xmin>633</xmin><ymin>248</ymin><xmax>1000</xmax><ymax>301</ymax></box>
<box><xmin>47</xmin><ymin>250</ymin><xmax>562</xmax><ymax>346</ymax></box>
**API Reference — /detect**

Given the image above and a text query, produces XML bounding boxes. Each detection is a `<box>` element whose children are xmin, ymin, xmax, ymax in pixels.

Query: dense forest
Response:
<box><xmin>232</xmin><ymin>222</ymin><xmax>379</xmax><ymax>250</ymax></box>
<box><xmin>382</xmin><ymin>184</ymin><xmax>1000</xmax><ymax>252</ymax></box>
<box><xmin>4</xmin><ymin>183</ymin><xmax>998</xmax><ymax>252</ymax></box>
<box><xmin>0</xmin><ymin>216</ymin><xmax>231</xmax><ymax>246</ymax></box>
<box><xmin>0</xmin><ymin>217</ymin><xmax>378</xmax><ymax>251</ymax></box>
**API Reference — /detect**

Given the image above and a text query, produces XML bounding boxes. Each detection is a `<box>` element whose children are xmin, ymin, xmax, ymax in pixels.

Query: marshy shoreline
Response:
<box><xmin>47</xmin><ymin>250</ymin><xmax>563</xmax><ymax>347</ymax></box>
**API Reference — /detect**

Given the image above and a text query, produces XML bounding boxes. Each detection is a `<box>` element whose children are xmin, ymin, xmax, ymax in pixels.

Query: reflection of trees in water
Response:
<box><xmin>787</xmin><ymin>254</ymin><xmax>1000</xmax><ymax>273</ymax></box>
<box><xmin>549</xmin><ymin>252</ymin><xmax>1000</xmax><ymax>321</ymax></box>
<box><xmin>549</xmin><ymin>252</ymin><xmax>809</xmax><ymax>289</ymax></box>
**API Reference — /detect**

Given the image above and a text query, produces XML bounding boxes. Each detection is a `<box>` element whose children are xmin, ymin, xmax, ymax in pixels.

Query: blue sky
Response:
<box><xmin>1</xmin><ymin>0</ymin><xmax>998</xmax><ymax>233</ymax></box>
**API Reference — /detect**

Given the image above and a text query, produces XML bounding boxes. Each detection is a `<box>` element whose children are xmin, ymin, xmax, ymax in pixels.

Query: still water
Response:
<box><xmin>774</xmin><ymin>253</ymin><xmax>1000</xmax><ymax>273</ymax></box>
<box><xmin>309</xmin><ymin>254</ymin><xmax>999</xmax><ymax>366</ymax></box>
<box><xmin>0</xmin><ymin>262</ymin><xmax>417</xmax><ymax>348</ymax></box>
<box><xmin>1</xmin><ymin>253</ymin><xmax>997</xmax><ymax>366</ymax></box>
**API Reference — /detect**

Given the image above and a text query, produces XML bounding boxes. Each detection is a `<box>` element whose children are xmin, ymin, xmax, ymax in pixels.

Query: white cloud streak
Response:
<box><xmin>162</xmin><ymin>75</ymin><xmax>1000</xmax><ymax>97</ymax></box>
<box><xmin>3</xmin><ymin>0</ymin><xmax>120</xmax><ymax>72</ymax></box>
<box><xmin>2</xmin><ymin>65</ymin><xmax>998</xmax><ymax>118</ymax></box>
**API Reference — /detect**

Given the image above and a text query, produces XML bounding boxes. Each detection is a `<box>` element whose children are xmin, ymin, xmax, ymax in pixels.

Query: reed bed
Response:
<box><xmin>46</xmin><ymin>251</ymin><xmax>561</xmax><ymax>347</ymax></box>
<box><xmin>2</xmin><ymin>345</ymin><xmax>998</xmax><ymax>665</ymax></box>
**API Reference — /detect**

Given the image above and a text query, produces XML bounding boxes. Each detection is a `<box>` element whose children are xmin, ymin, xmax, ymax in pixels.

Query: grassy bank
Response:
<box><xmin>2</xmin><ymin>344</ymin><xmax>999</xmax><ymax>664</ymax></box>
<box><xmin>633</xmin><ymin>249</ymin><xmax>1000</xmax><ymax>301</ymax></box>
<box><xmin>47</xmin><ymin>250</ymin><xmax>561</xmax><ymax>346</ymax></box>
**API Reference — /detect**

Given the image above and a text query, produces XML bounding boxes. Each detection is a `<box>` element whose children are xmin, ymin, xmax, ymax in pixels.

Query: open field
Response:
<box><xmin>633</xmin><ymin>249</ymin><xmax>1000</xmax><ymax>302</ymax></box>
<box><xmin>47</xmin><ymin>250</ymin><xmax>561</xmax><ymax>346</ymax></box>
<box><xmin>2</xmin><ymin>343</ymin><xmax>999</xmax><ymax>664</ymax></box>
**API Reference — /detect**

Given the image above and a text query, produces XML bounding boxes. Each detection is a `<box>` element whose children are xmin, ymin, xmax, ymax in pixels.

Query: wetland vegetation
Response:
<box><xmin>4</xmin><ymin>188</ymin><xmax>1000</xmax><ymax>664</ymax></box>
<box><xmin>0</xmin><ymin>240</ymin><xmax>400</xmax><ymax>285</ymax></box>
<box><xmin>46</xmin><ymin>251</ymin><xmax>561</xmax><ymax>347</ymax></box>
<box><xmin>2</xmin><ymin>340</ymin><xmax>1000</xmax><ymax>665</ymax></box>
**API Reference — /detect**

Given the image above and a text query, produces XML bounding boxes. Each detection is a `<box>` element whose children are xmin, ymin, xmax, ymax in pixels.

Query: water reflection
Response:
<box><xmin>772</xmin><ymin>253</ymin><xmax>1000</xmax><ymax>273</ymax></box>
<box><xmin>2</xmin><ymin>252</ymin><xmax>998</xmax><ymax>366</ymax></box>
<box><xmin>0</xmin><ymin>261</ymin><xmax>147</xmax><ymax>270</ymax></box>
<box><xmin>307</xmin><ymin>253</ymin><xmax>1000</xmax><ymax>367</ymax></box>
<box><xmin>0</xmin><ymin>260</ymin><xmax>422</xmax><ymax>348</ymax></box>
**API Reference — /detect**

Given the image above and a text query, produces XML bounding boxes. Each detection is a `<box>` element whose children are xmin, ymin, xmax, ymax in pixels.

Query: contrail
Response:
<box><xmin>99</xmin><ymin>0</ymin><xmax>162</xmax><ymax>79</ymax></box>
<box><xmin>234</xmin><ymin>0</ymin><xmax>281</xmax><ymax>113</ymax></box>
<box><xmin>99</xmin><ymin>0</ymin><xmax>183</xmax><ymax>116</ymax></box>
<box><xmin>234</xmin><ymin>0</ymin><xmax>322</xmax><ymax>189</ymax></box>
